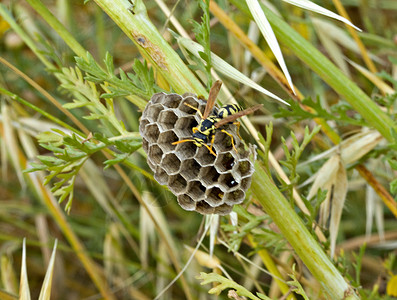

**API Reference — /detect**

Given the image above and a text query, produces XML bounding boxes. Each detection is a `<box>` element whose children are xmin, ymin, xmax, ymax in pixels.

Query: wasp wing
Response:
<box><xmin>203</xmin><ymin>80</ymin><xmax>222</xmax><ymax>119</ymax></box>
<box><xmin>214</xmin><ymin>104</ymin><xmax>263</xmax><ymax>128</ymax></box>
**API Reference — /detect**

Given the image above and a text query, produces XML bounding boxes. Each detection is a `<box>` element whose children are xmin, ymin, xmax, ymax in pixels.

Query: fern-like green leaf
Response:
<box><xmin>25</xmin><ymin>129</ymin><xmax>142</xmax><ymax>211</ymax></box>
<box><xmin>278</xmin><ymin>126</ymin><xmax>321</xmax><ymax>202</ymax></box>
<box><xmin>276</xmin><ymin>97</ymin><xmax>366</xmax><ymax>126</ymax></box>
<box><xmin>196</xmin><ymin>272</ymin><xmax>266</xmax><ymax>299</ymax></box>
<box><xmin>288</xmin><ymin>270</ymin><xmax>310</xmax><ymax>300</ymax></box>
<box><xmin>75</xmin><ymin>52</ymin><xmax>161</xmax><ymax>100</ymax></box>
<box><xmin>104</xmin><ymin>139</ymin><xmax>141</xmax><ymax>168</ymax></box>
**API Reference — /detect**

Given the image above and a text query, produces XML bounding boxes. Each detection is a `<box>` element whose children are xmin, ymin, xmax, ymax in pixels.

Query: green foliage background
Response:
<box><xmin>0</xmin><ymin>0</ymin><xmax>396</xmax><ymax>299</ymax></box>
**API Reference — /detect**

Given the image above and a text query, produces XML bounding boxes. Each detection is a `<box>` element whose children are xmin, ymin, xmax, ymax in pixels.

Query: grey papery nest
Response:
<box><xmin>139</xmin><ymin>92</ymin><xmax>255</xmax><ymax>215</ymax></box>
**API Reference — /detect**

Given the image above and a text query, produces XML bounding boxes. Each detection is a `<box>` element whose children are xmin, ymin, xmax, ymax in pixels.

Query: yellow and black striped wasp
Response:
<box><xmin>172</xmin><ymin>80</ymin><xmax>262</xmax><ymax>156</ymax></box>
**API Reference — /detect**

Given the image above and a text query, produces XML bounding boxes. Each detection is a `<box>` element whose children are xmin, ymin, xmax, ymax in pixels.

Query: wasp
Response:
<box><xmin>172</xmin><ymin>80</ymin><xmax>262</xmax><ymax>156</ymax></box>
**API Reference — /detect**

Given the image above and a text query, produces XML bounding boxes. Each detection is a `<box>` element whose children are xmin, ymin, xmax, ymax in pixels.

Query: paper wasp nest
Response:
<box><xmin>139</xmin><ymin>92</ymin><xmax>255</xmax><ymax>215</ymax></box>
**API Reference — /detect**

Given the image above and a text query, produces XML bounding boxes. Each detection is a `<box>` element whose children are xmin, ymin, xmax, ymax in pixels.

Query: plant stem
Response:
<box><xmin>93</xmin><ymin>0</ymin><xmax>207</xmax><ymax>97</ymax></box>
<box><xmin>251</xmin><ymin>163</ymin><xmax>359</xmax><ymax>299</ymax></box>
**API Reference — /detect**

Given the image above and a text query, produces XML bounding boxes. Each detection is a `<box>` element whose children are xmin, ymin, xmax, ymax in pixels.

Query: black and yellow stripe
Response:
<box><xmin>216</xmin><ymin>104</ymin><xmax>243</xmax><ymax>119</ymax></box>
<box><xmin>172</xmin><ymin>81</ymin><xmax>262</xmax><ymax>156</ymax></box>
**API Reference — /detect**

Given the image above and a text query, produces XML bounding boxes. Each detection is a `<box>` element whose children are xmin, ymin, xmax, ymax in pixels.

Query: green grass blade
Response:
<box><xmin>231</xmin><ymin>0</ymin><xmax>396</xmax><ymax>142</ymax></box>
<box><xmin>24</xmin><ymin>0</ymin><xmax>87</xmax><ymax>59</ymax></box>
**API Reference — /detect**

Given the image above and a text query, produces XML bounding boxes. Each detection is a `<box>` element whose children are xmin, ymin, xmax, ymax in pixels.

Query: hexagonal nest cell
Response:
<box><xmin>139</xmin><ymin>92</ymin><xmax>256</xmax><ymax>215</ymax></box>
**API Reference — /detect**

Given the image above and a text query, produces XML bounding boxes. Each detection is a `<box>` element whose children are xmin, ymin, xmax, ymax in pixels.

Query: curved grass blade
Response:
<box><xmin>177</xmin><ymin>36</ymin><xmax>288</xmax><ymax>105</ymax></box>
<box><xmin>19</xmin><ymin>239</ymin><xmax>31</xmax><ymax>300</ymax></box>
<box><xmin>38</xmin><ymin>240</ymin><xmax>58</xmax><ymax>300</ymax></box>
<box><xmin>246</xmin><ymin>0</ymin><xmax>295</xmax><ymax>94</ymax></box>
<box><xmin>282</xmin><ymin>0</ymin><xmax>361</xmax><ymax>31</ymax></box>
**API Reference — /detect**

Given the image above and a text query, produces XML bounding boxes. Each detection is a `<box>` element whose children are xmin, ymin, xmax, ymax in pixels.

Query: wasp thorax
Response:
<box><xmin>139</xmin><ymin>92</ymin><xmax>256</xmax><ymax>215</ymax></box>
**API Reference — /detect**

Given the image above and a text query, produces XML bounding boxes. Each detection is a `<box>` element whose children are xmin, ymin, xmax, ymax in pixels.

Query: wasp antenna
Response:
<box><xmin>203</xmin><ymin>80</ymin><xmax>222</xmax><ymax>119</ymax></box>
<box><xmin>184</xmin><ymin>103</ymin><xmax>203</xmax><ymax>118</ymax></box>
<box><xmin>214</xmin><ymin>104</ymin><xmax>263</xmax><ymax>128</ymax></box>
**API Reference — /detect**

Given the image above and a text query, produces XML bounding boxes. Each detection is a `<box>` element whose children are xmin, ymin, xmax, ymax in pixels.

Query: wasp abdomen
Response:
<box><xmin>217</xmin><ymin>104</ymin><xmax>243</xmax><ymax>119</ymax></box>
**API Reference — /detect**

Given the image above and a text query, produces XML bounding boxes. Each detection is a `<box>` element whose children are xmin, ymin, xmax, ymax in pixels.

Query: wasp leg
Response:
<box><xmin>172</xmin><ymin>139</ymin><xmax>195</xmax><ymax>145</ymax></box>
<box><xmin>201</xmin><ymin>135</ymin><xmax>216</xmax><ymax>156</ymax></box>
<box><xmin>203</xmin><ymin>144</ymin><xmax>217</xmax><ymax>156</ymax></box>
<box><xmin>204</xmin><ymin>141</ymin><xmax>217</xmax><ymax>156</ymax></box>
<box><xmin>183</xmin><ymin>103</ymin><xmax>203</xmax><ymax>118</ymax></box>
<box><xmin>207</xmin><ymin>134</ymin><xmax>216</xmax><ymax>155</ymax></box>
<box><xmin>233</xmin><ymin>121</ymin><xmax>241</xmax><ymax>139</ymax></box>
<box><xmin>221</xmin><ymin>129</ymin><xmax>238</xmax><ymax>153</ymax></box>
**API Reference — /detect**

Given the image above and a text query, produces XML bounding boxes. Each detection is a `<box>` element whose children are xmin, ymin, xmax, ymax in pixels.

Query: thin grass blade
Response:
<box><xmin>1</xmin><ymin>104</ymin><xmax>25</xmax><ymax>189</ymax></box>
<box><xmin>141</xmin><ymin>191</ymin><xmax>177</xmax><ymax>254</ymax></box>
<box><xmin>19</xmin><ymin>239</ymin><xmax>31</xmax><ymax>300</ymax></box>
<box><xmin>300</xmin><ymin>130</ymin><xmax>383</xmax><ymax>168</ymax></box>
<box><xmin>307</xmin><ymin>155</ymin><xmax>339</xmax><ymax>200</ymax></box>
<box><xmin>38</xmin><ymin>240</ymin><xmax>58</xmax><ymax>300</ymax></box>
<box><xmin>140</xmin><ymin>198</ymin><xmax>155</xmax><ymax>268</ymax></box>
<box><xmin>347</xmin><ymin>59</ymin><xmax>395</xmax><ymax>94</ymax></box>
<box><xmin>282</xmin><ymin>0</ymin><xmax>361</xmax><ymax>31</ymax></box>
<box><xmin>329</xmin><ymin>160</ymin><xmax>348</xmax><ymax>257</ymax></box>
<box><xmin>156</xmin><ymin>242</ymin><xmax>170</xmax><ymax>298</ymax></box>
<box><xmin>177</xmin><ymin>36</ymin><xmax>288</xmax><ymax>105</ymax></box>
<box><xmin>312</xmin><ymin>19</ymin><xmax>350</xmax><ymax>77</ymax></box>
<box><xmin>104</xmin><ymin>224</ymin><xmax>129</xmax><ymax>283</ymax></box>
<box><xmin>374</xmin><ymin>193</ymin><xmax>385</xmax><ymax>241</ymax></box>
<box><xmin>365</xmin><ymin>185</ymin><xmax>376</xmax><ymax>240</ymax></box>
<box><xmin>1</xmin><ymin>254</ymin><xmax>18</xmax><ymax>295</ymax></box>
<box><xmin>365</xmin><ymin>184</ymin><xmax>385</xmax><ymax>241</ymax></box>
<box><xmin>207</xmin><ymin>214</ymin><xmax>219</xmax><ymax>258</ymax></box>
<box><xmin>185</xmin><ymin>246</ymin><xmax>221</xmax><ymax>270</ymax></box>
<box><xmin>246</xmin><ymin>0</ymin><xmax>295</xmax><ymax>94</ymax></box>
<box><xmin>339</xmin><ymin>131</ymin><xmax>383</xmax><ymax>165</ymax></box>
<box><xmin>311</xmin><ymin>19</ymin><xmax>382</xmax><ymax>64</ymax></box>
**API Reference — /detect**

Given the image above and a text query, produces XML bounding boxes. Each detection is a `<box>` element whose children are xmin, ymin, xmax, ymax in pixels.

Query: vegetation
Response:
<box><xmin>0</xmin><ymin>0</ymin><xmax>396</xmax><ymax>299</ymax></box>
